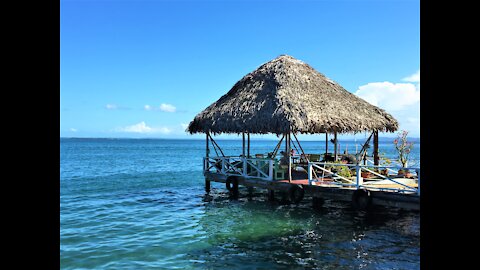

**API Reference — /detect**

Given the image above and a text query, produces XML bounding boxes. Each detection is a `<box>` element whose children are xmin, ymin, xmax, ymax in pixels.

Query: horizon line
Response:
<box><xmin>60</xmin><ymin>136</ymin><xmax>420</xmax><ymax>141</ymax></box>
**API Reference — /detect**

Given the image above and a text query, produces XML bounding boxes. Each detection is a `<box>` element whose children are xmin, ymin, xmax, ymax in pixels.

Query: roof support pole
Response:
<box><xmin>373</xmin><ymin>130</ymin><xmax>379</xmax><ymax>166</ymax></box>
<box><xmin>242</xmin><ymin>132</ymin><xmax>245</xmax><ymax>157</ymax></box>
<box><xmin>284</xmin><ymin>133</ymin><xmax>288</xmax><ymax>153</ymax></box>
<box><xmin>325</xmin><ymin>133</ymin><xmax>328</xmax><ymax>157</ymax></box>
<box><xmin>206</xmin><ymin>131</ymin><xmax>209</xmax><ymax>159</ymax></box>
<box><xmin>247</xmin><ymin>132</ymin><xmax>250</xmax><ymax>158</ymax></box>
<box><xmin>287</xmin><ymin>132</ymin><xmax>292</xmax><ymax>182</ymax></box>
<box><xmin>334</xmin><ymin>131</ymin><xmax>338</xmax><ymax>161</ymax></box>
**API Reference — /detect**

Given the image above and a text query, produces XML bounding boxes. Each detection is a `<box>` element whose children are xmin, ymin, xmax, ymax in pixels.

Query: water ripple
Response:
<box><xmin>61</xmin><ymin>139</ymin><xmax>419</xmax><ymax>269</ymax></box>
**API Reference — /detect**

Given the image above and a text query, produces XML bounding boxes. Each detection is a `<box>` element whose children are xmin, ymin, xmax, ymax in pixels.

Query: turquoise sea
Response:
<box><xmin>60</xmin><ymin>138</ymin><xmax>420</xmax><ymax>269</ymax></box>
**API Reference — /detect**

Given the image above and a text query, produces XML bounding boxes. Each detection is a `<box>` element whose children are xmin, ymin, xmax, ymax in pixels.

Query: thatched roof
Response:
<box><xmin>188</xmin><ymin>55</ymin><xmax>398</xmax><ymax>135</ymax></box>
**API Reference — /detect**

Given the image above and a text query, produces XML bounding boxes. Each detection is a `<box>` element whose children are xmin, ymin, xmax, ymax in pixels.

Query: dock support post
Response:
<box><xmin>312</xmin><ymin>196</ymin><xmax>325</xmax><ymax>210</ymax></box>
<box><xmin>205</xmin><ymin>180</ymin><xmax>210</xmax><ymax>193</ymax></box>
<box><xmin>268</xmin><ymin>189</ymin><xmax>275</xmax><ymax>201</ymax></box>
<box><xmin>205</xmin><ymin>132</ymin><xmax>210</xmax><ymax>193</ymax></box>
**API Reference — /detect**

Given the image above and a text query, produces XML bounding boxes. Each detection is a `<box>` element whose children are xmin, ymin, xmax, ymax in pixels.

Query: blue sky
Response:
<box><xmin>60</xmin><ymin>0</ymin><xmax>420</xmax><ymax>140</ymax></box>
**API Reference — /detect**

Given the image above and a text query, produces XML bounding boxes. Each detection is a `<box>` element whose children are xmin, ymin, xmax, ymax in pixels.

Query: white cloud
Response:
<box><xmin>402</xmin><ymin>70</ymin><xmax>420</xmax><ymax>83</ymax></box>
<box><xmin>106</xmin><ymin>104</ymin><xmax>117</xmax><ymax>110</ymax></box>
<box><xmin>393</xmin><ymin>102</ymin><xmax>420</xmax><ymax>136</ymax></box>
<box><xmin>144</xmin><ymin>103</ymin><xmax>177</xmax><ymax>112</ymax></box>
<box><xmin>159</xmin><ymin>103</ymin><xmax>176</xmax><ymax>112</ymax></box>
<box><xmin>355</xmin><ymin>81</ymin><xmax>419</xmax><ymax>111</ymax></box>
<box><xmin>118</xmin><ymin>121</ymin><xmax>152</xmax><ymax>133</ymax></box>
<box><xmin>354</xmin><ymin>70</ymin><xmax>420</xmax><ymax>137</ymax></box>
<box><xmin>69</xmin><ymin>128</ymin><xmax>77</xmax><ymax>132</ymax></box>
<box><xmin>116</xmin><ymin>121</ymin><xmax>172</xmax><ymax>134</ymax></box>
<box><xmin>181</xmin><ymin>123</ymin><xmax>189</xmax><ymax>130</ymax></box>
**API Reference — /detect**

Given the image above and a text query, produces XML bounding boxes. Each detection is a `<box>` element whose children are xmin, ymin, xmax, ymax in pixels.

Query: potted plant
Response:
<box><xmin>328</xmin><ymin>161</ymin><xmax>354</xmax><ymax>182</ymax></box>
<box><xmin>393</xmin><ymin>130</ymin><xmax>414</xmax><ymax>178</ymax></box>
<box><xmin>361</xmin><ymin>167</ymin><xmax>375</xmax><ymax>178</ymax></box>
<box><xmin>379</xmin><ymin>152</ymin><xmax>392</xmax><ymax>176</ymax></box>
<box><xmin>337</xmin><ymin>163</ymin><xmax>352</xmax><ymax>178</ymax></box>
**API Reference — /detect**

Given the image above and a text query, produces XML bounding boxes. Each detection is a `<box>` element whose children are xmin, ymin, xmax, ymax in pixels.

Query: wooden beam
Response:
<box><xmin>373</xmin><ymin>130</ymin><xmax>379</xmax><ymax>166</ymax></box>
<box><xmin>356</xmin><ymin>132</ymin><xmax>374</xmax><ymax>164</ymax></box>
<box><xmin>242</xmin><ymin>132</ymin><xmax>245</xmax><ymax>157</ymax></box>
<box><xmin>272</xmin><ymin>134</ymin><xmax>285</xmax><ymax>158</ymax></box>
<box><xmin>268</xmin><ymin>189</ymin><xmax>275</xmax><ymax>201</ymax></box>
<box><xmin>287</xmin><ymin>133</ymin><xmax>292</xmax><ymax>182</ymax></box>
<box><xmin>208</xmin><ymin>133</ymin><xmax>225</xmax><ymax>157</ymax></box>
<box><xmin>247</xmin><ymin>132</ymin><xmax>250</xmax><ymax>158</ymax></box>
<box><xmin>334</xmin><ymin>132</ymin><xmax>338</xmax><ymax>161</ymax></box>
<box><xmin>285</xmin><ymin>132</ymin><xmax>288</xmax><ymax>153</ymax></box>
<box><xmin>292</xmin><ymin>133</ymin><xmax>305</xmax><ymax>156</ymax></box>
<box><xmin>289</xmin><ymin>133</ymin><xmax>292</xmax><ymax>154</ymax></box>
<box><xmin>325</xmin><ymin>133</ymin><xmax>328</xmax><ymax>156</ymax></box>
<box><xmin>205</xmin><ymin>131</ymin><xmax>210</xmax><ymax>193</ymax></box>
<box><xmin>206</xmin><ymin>131</ymin><xmax>209</xmax><ymax>158</ymax></box>
<box><xmin>293</xmin><ymin>132</ymin><xmax>319</xmax><ymax>180</ymax></box>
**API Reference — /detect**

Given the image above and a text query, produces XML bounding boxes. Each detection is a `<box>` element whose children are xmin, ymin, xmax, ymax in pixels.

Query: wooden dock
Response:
<box><xmin>205</xmin><ymin>168</ymin><xmax>420</xmax><ymax>211</ymax></box>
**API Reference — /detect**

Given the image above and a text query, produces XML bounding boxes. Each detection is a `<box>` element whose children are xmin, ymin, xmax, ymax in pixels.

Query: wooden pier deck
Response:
<box><xmin>277</xmin><ymin>179</ymin><xmax>418</xmax><ymax>189</ymax></box>
<box><xmin>205</xmin><ymin>171</ymin><xmax>420</xmax><ymax>211</ymax></box>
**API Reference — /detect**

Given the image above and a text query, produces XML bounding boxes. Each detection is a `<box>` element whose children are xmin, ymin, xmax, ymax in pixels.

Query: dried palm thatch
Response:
<box><xmin>188</xmin><ymin>55</ymin><xmax>398</xmax><ymax>135</ymax></box>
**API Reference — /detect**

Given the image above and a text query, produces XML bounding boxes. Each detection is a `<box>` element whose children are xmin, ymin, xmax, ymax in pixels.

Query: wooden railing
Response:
<box><xmin>307</xmin><ymin>162</ymin><xmax>420</xmax><ymax>195</ymax></box>
<box><xmin>204</xmin><ymin>156</ymin><xmax>275</xmax><ymax>180</ymax></box>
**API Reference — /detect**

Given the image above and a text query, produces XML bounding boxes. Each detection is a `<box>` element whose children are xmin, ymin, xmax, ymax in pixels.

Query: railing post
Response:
<box><xmin>243</xmin><ymin>157</ymin><xmax>247</xmax><ymax>177</ymax></box>
<box><xmin>308</xmin><ymin>162</ymin><xmax>312</xmax><ymax>186</ymax></box>
<box><xmin>269</xmin><ymin>159</ymin><xmax>273</xmax><ymax>180</ymax></box>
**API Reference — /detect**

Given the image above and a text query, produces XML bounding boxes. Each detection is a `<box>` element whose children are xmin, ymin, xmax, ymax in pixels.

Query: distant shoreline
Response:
<box><xmin>60</xmin><ymin>137</ymin><xmax>420</xmax><ymax>143</ymax></box>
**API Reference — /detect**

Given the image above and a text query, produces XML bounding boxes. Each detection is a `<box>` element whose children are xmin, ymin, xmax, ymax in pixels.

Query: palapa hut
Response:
<box><xmin>188</xmin><ymin>55</ymin><xmax>398</xmax><ymax>136</ymax></box>
<box><xmin>188</xmin><ymin>55</ymin><xmax>398</xmax><ymax>190</ymax></box>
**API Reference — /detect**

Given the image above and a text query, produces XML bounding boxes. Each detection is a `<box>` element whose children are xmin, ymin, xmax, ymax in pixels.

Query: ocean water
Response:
<box><xmin>60</xmin><ymin>138</ymin><xmax>420</xmax><ymax>269</ymax></box>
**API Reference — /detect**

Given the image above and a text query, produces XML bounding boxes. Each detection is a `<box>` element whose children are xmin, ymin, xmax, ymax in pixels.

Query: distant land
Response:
<box><xmin>60</xmin><ymin>137</ymin><xmax>420</xmax><ymax>143</ymax></box>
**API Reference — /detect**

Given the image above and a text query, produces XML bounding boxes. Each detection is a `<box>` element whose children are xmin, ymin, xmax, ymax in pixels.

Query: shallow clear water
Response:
<box><xmin>60</xmin><ymin>138</ymin><xmax>420</xmax><ymax>269</ymax></box>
